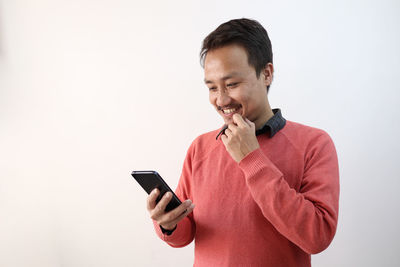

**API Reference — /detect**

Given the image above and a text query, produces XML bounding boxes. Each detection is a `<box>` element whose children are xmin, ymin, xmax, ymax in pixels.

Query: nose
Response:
<box><xmin>216</xmin><ymin>90</ymin><xmax>231</xmax><ymax>107</ymax></box>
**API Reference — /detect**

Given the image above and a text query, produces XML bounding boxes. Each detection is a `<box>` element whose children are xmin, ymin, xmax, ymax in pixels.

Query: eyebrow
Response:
<box><xmin>204</xmin><ymin>72</ymin><xmax>240</xmax><ymax>84</ymax></box>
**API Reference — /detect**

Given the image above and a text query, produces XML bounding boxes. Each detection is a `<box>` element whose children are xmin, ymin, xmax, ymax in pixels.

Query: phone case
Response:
<box><xmin>131</xmin><ymin>170</ymin><xmax>182</xmax><ymax>212</ymax></box>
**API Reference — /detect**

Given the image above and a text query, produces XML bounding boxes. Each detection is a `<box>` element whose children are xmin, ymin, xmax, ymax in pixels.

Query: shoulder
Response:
<box><xmin>281</xmin><ymin>121</ymin><xmax>339</xmax><ymax>176</ymax></box>
<box><xmin>192</xmin><ymin>129</ymin><xmax>220</xmax><ymax>147</ymax></box>
<box><xmin>185</xmin><ymin>129</ymin><xmax>222</xmax><ymax>161</ymax></box>
<box><xmin>278</xmin><ymin>120</ymin><xmax>336</xmax><ymax>154</ymax></box>
<box><xmin>284</xmin><ymin>120</ymin><xmax>328</xmax><ymax>136</ymax></box>
<box><xmin>282</xmin><ymin>120</ymin><xmax>333</xmax><ymax>142</ymax></box>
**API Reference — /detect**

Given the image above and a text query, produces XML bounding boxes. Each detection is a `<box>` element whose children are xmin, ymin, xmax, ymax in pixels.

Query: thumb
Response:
<box><xmin>245</xmin><ymin>118</ymin><xmax>256</xmax><ymax>131</ymax></box>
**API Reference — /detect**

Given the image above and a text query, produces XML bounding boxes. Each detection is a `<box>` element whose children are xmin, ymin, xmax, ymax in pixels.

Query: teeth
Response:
<box><xmin>223</xmin><ymin>108</ymin><xmax>236</xmax><ymax>114</ymax></box>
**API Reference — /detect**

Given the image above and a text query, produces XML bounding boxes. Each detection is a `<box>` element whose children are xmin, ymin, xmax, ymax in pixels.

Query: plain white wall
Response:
<box><xmin>0</xmin><ymin>0</ymin><xmax>399</xmax><ymax>266</ymax></box>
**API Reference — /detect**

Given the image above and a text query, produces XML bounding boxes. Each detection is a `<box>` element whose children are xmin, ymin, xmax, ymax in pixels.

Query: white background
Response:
<box><xmin>0</xmin><ymin>0</ymin><xmax>399</xmax><ymax>266</ymax></box>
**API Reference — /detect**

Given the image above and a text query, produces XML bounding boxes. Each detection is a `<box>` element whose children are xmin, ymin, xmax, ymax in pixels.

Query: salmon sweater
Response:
<box><xmin>153</xmin><ymin>120</ymin><xmax>340</xmax><ymax>267</ymax></box>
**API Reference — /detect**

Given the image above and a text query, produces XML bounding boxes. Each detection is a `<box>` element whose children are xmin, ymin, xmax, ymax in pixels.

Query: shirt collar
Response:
<box><xmin>215</xmin><ymin>108</ymin><xmax>286</xmax><ymax>140</ymax></box>
<box><xmin>255</xmin><ymin>108</ymin><xmax>286</xmax><ymax>137</ymax></box>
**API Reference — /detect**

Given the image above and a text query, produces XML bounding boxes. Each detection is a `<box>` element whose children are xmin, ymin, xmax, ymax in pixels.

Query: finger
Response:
<box><xmin>216</xmin><ymin>124</ymin><xmax>228</xmax><ymax>140</ymax></box>
<box><xmin>154</xmin><ymin>191</ymin><xmax>173</xmax><ymax>215</ymax></box>
<box><xmin>244</xmin><ymin>118</ymin><xmax>255</xmax><ymax>131</ymax></box>
<box><xmin>243</xmin><ymin>117</ymin><xmax>255</xmax><ymax>134</ymax></box>
<box><xmin>163</xmin><ymin>201</ymin><xmax>195</xmax><ymax>228</ymax></box>
<box><xmin>147</xmin><ymin>188</ymin><xmax>159</xmax><ymax>211</ymax></box>
<box><xmin>168</xmin><ymin>199</ymin><xmax>193</xmax><ymax>219</ymax></box>
<box><xmin>221</xmin><ymin>134</ymin><xmax>228</xmax><ymax>146</ymax></box>
<box><xmin>224</xmin><ymin>128</ymin><xmax>233</xmax><ymax>138</ymax></box>
<box><xmin>158</xmin><ymin>200</ymin><xmax>193</xmax><ymax>227</ymax></box>
<box><xmin>227</xmin><ymin>123</ymin><xmax>237</xmax><ymax>133</ymax></box>
<box><xmin>172</xmin><ymin>202</ymin><xmax>195</xmax><ymax>223</ymax></box>
<box><xmin>244</xmin><ymin>117</ymin><xmax>254</xmax><ymax>126</ymax></box>
<box><xmin>233</xmin><ymin>113</ymin><xmax>247</xmax><ymax>127</ymax></box>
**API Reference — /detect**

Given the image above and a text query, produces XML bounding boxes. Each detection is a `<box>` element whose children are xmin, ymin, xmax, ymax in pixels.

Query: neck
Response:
<box><xmin>255</xmin><ymin>104</ymin><xmax>274</xmax><ymax>130</ymax></box>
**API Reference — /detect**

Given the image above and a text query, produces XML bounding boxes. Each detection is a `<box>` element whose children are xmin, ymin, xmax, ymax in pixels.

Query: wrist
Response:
<box><xmin>160</xmin><ymin>224</ymin><xmax>177</xmax><ymax>236</ymax></box>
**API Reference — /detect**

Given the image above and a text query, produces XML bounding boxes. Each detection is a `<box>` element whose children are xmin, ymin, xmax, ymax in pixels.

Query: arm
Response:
<box><xmin>239</xmin><ymin>133</ymin><xmax>339</xmax><ymax>254</ymax></box>
<box><xmin>151</xmin><ymin>142</ymin><xmax>197</xmax><ymax>247</ymax></box>
<box><xmin>222</xmin><ymin>114</ymin><xmax>339</xmax><ymax>254</ymax></box>
<box><xmin>153</xmin><ymin>212</ymin><xmax>195</xmax><ymax>248</ymax></box>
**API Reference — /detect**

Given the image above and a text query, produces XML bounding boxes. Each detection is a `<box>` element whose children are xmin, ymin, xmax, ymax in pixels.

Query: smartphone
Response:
<box><xmin>131</xmin><ymin>170</ymin><xmax>182</xmax><ymax>212</ymax></box>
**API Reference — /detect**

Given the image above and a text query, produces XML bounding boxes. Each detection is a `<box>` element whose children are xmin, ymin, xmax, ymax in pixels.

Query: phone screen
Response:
<box><xmin>131</xmin><ymin>170</ymin><xmax>182</xmax><ymax>212</ymax></box>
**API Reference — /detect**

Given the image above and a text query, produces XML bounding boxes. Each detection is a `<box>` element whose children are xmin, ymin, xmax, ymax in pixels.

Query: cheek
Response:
<box><xmin>231</xmin><ymin>89</ymin><xmax>250</xmax><ymax>106</ymax></box>
<box><xmin>209</xmin><ymin>93</ymin><xmax>216</xmax><ymax>106</ymax></box>
<box><xmin>244</xmin><ymin>84</ymin><xmax>264</xmax><ymax>105</ymax></box>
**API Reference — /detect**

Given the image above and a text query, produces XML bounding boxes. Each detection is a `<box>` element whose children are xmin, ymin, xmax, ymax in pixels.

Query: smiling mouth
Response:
<box><xmin>219</xmin><ymin>105</ymin><xmax>242</xmax><ymax>116</ymax></box>
<box><xmin>222</xmin><ymin>108</ymin><xmax>237</xmax><ymax>114</ymax></box>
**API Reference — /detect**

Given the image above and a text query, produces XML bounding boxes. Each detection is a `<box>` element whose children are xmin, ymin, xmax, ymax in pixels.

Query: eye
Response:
<box><xmin>208</xmin><ymin>86</ymin><xmax>217</xmax><ymax>91</ymax></box>
<box><xmin>226</xmin><ymin>82</ymin><xmax>239</xmax><ymax>88</ymax></box>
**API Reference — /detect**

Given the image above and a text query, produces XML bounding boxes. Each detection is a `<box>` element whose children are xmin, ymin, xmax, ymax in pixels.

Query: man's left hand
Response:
<box><xmin>221</xmin><ymin>114</ymin><xmax>260</xmax><ymax>163</ymax></box>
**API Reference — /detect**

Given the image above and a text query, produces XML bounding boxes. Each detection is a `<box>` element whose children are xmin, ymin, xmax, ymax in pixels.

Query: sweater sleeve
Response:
<box><xmin>238</xmin><ymin>132</ymin><xmax>339</xmax><ymax>254</ymax></box>
<box><xmin>152</xmin><ymin>141</ymin><xmax>197</xmax><ymax>248</ymax></box>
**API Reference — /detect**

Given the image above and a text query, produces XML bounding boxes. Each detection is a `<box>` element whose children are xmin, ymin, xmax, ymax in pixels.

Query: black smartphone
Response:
<box><xmin>131</xmin><ymin>170</ymin><xmax>182</xmax><ymax>212</ymax></box>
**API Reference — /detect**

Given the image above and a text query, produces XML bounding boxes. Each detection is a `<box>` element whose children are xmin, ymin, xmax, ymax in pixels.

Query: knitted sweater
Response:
<box><xmin>153</xmin><ymin>120</ymin><xmax>340</xmax><ymax>267</ymax></box>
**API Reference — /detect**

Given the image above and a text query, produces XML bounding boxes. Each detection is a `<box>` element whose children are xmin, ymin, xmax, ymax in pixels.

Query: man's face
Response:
<box><xmin>204</xmin><ymin>44</ymin><xmax>272</xmax><ymax>128</ymax></box>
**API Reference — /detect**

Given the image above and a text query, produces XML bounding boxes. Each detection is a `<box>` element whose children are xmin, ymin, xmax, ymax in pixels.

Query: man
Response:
<box><xmin>146</xmin><ymin>18</ymin><xmax>339</xmax><ymax>267</ymax></box>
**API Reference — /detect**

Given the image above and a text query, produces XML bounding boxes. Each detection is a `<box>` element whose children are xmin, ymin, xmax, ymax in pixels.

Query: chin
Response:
<box><xmin>219</xmin><ymin>116</ymin><xmax>229</xmax><ymax>124</ymax></box>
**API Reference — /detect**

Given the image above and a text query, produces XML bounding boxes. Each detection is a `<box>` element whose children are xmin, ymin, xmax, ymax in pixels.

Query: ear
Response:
<box><xmin>261</xmin><ymin>63</ymin><xmax>274</xmax><ymax>87</ymax></box>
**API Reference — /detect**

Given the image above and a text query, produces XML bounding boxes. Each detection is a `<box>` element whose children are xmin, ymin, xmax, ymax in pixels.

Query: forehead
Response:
<box><xmin>204</xmin><ymin>44</ymin><xmax>254</xmax><ymax>82</ymax></box>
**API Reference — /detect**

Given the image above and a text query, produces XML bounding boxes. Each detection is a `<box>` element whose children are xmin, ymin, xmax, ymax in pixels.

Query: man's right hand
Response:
<box><xmin>147</xmin><ymin>188</ymin><xmax>195</xmax><ymax>231</ymax></box>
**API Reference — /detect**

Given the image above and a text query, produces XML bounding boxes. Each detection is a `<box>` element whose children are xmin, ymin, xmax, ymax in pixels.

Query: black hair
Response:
<box><xmin>200</xmin><ymin>18</ymin><xmax>273</xmax><ymax>92</ymax></box>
